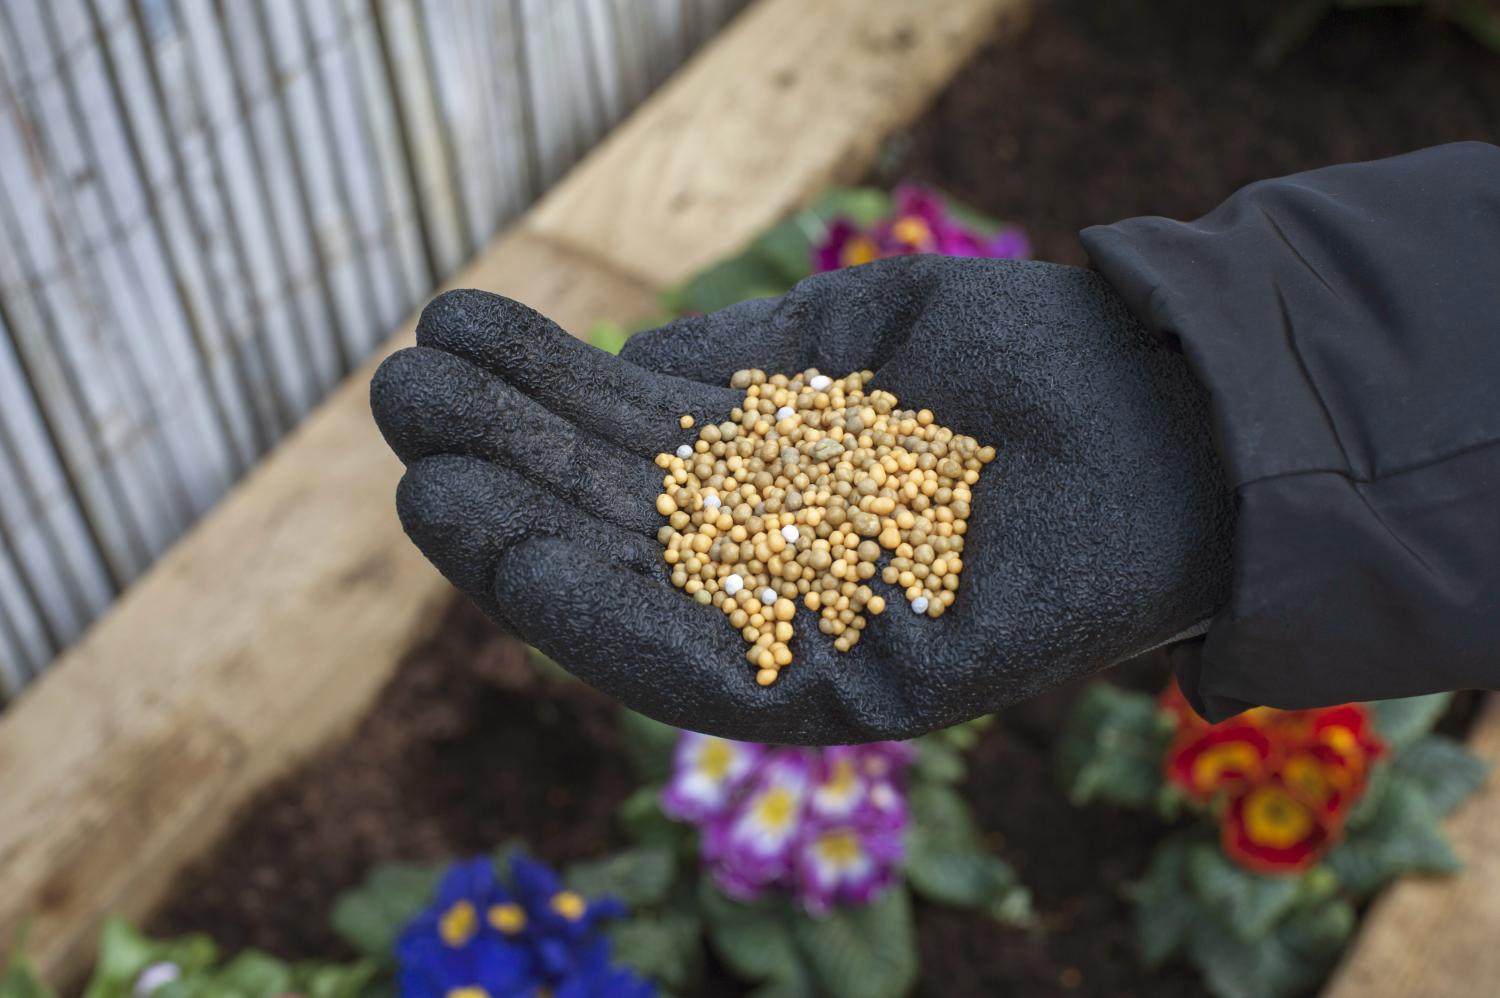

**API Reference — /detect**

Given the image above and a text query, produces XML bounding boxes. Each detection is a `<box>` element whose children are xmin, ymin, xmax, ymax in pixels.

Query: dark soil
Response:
<box><xmin>890</xmin><ymin>0</ymin><xmax>1500</xmax><ymax>267</ymax></box>
<box><xmin>152</xmin><ymin>2</ymin><xmax>1498</xmax><ymax>995</ymax></box>
<box><xmin>152</xmin><ymin>597</ymin><xmax>1203</xmax><ymax>997</ymax></box>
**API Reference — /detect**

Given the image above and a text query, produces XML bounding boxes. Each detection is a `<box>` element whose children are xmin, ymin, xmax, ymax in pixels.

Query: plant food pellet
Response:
<box><xmin>652</xmin><ymin>368</ymin><xmax>995</xmax><ymax>685</ymax></box>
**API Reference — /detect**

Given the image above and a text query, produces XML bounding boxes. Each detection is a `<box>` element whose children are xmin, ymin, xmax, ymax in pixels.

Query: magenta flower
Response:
<box><xmin>812</xmin><ymin>184</ymin><xmax>1029</xmax><ymax>273</ymax></box>
<box><xmin>660</xmin><ymin>732</ymin><xmax>763</xmax><ymax>823</ymax></box>
<box><xmin>702</xmin><ymin>751</ymin><xmax>813</xmax><ymax>899</ymax></box>
<box><xmin>662</xmin><ymin>735</ymin><xmax>916</xmax><ymax>914</ymax></box>
<box><xmin>795</xmin><ymin>820</ymin><xmax>905</xmax><ymax>915</ymax></box>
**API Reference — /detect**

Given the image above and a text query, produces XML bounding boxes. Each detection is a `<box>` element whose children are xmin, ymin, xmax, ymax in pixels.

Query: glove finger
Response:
<box><xmin>493</xmin><ymin>534</ymin><xmax>918</xmax><ymax>745</ymax></box>
<box><xmin>395</xmin><ymin>454</ymin><xmax>661</xmax><ymax>625</ymax></box>
<box><xmin>621</xmin><ymin>257</ymin><xmax>945</xmax><ymax>383</ymax></box>
<box><xmin>416</xmin><ymin>288</ymin><xmax>740</xmax><ymax>458</ymax></box>
<box><xmin>373</xmin><ymin>347</ymin><xmax>663</xmax><ymax>535</ymax></box>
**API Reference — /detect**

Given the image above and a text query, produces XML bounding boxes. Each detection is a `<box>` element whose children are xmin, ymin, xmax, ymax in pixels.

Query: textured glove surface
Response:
<box><xmin>371</xmin><ymin>256</ymin><xmax>1234</xmax><ymax>743</ymax></box>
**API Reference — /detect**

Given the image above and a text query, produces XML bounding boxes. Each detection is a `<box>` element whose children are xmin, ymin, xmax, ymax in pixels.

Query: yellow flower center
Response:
<box><xmin>754</xmin><ymin>787</ymin><xmax>797</xmax><ymax>830</ymax></box>
<box><xmin>815</xmin><ymin>828</ymin><xmax>864</xmax><ymax>867</ymax></box>
<box><xmin>1243</xmin><ymin>785</ymin><xmax>1315</xmax><ymax>848</ymax></box>
<box><xmin>439</xmin><ymin>900</ymin><xmax>478</xmax><ymax>947</ymax></box>
<box><xmin>698</xmin><ymin>740</ymin><xmax>735</xmax><ymax>779</ymax></box>
<box><xmin>1281</xmin><ymin>755</ymin><xmax>1338</xmax><ymax>803</ymax></box>
<box><xmin>891</xmin><ymin>216</ymin><xmax>932</xmax><ymax>247</ymax></box>
<box><xmin>1191</xmin><ymin>742</ymin><xmax>1260</xmax><ymax>790</ymax></box>
<box><xmin>839</xmin><ymin>235</ymin><xmax>879</xmax><ymax>267</ymax></box>
<box><xmin>488</xmin><ymin>902</ymin><xmax>527</xmax><ymax>935</ymax></box>
<box><xmin>549</xmin><ymin>890</ymin><xmax>587</xmax><ymax>921</ymax></box>
<box><xmin>447</xmin><ymin>989</ymin><xmax>490</xmax><ymax>998</ymax></box>
<box><xmin>826</xmin><ymin>759</ymin><xmax>856</xmax><ymax>796</ymax></box>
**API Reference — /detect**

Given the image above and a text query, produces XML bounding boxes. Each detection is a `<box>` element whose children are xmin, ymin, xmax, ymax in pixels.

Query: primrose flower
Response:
<box><xmin>1165</xmin><ymin>721</ymin><xmax>1274</xmax><ymax>802</ymax></box>
<box><xmin>1158</xmin><ymin>680</ymin><xmax>1388</xmax><ymax>874</ymax></box>
<box><xmin>661</xmin><ymin>732</ymin><xmax>764</xmax><ymax>822</ymax></box>
<box><xmin>813</xmin><ymin>184</ymin><xmax>1029</xmax><ymax>273</ymax></box>
<box><xmin>1221</xmin><ymin>776</ymin><xmax>1333</xmax><ymax>874</ymax></box>
<box><xmin>664</xmin><ymin>734</ymin><xmax>915</xmax><ymax>913</ymax></box>
<box><xmin>395</xmin><ymin>855</ymin><xmax>651</xmax><ymax>998</ymax></box>
<box><xmin>704</xmin><ymin>751</ymin><xmax>813</xmax><ymax>898</ymax></box>
<box><xmin>795</xmin><ymin>820</ymin><xmax>905</xmax><ymax>915</ymax></box>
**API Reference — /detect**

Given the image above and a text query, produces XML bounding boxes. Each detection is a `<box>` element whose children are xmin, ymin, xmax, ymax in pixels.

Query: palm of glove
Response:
<box><xmin>371</xmin><ymin>256</ymin><xmax>1233</xmax><ymax>744</ymax></box>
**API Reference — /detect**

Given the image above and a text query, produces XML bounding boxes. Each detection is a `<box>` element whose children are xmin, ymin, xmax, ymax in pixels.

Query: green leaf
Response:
<box><xmin>587</xmin><ymin>321</ymin><xmax>632</xmax><ymax>355</ymax></box>
<box><xmin>1056</xmin><ymin>683</ymin><xmax>1173</xmax><ymax>808</ymax></box>
<box><xmin>1278</xmin><ymin>897</ymin><xmax>1356</xmax><ymax>968</ymax></box>
<box><xmin>330</xmin><ymin>863</ymin><xmax>441</xmax><ymax>961</ymax></box>
<box><xmin>608</xmin><ymin>911</ymin><xmax>702</xmax><ymax>992</ymax></box>
<box><xmin>1188</xmin><ymin>895</ymin><xmax>1354</xmax><ymax>998</ymax></box>
<box><xmin>911</xmin><ymin>736</ymin><xmax>965</xmax><ymax>784</ymax></box>
<box><xmin>1371</xmin><ymin>694</ymin><xmax>1452</xmax><ymax>750</ymax></box>
<box><xmin>793</xmin><ymin>888</ymin><xmax>918</xmax><ymax>998</ymax></box>
<box><xmin>618</xmin><ymin>711</ymin><xmax>682</xmax><ymax>784</ymax></box>
<box><xmin>906</xmin><ymin>783</ymin><xmax>983</xmax><ymax>853</ymax></box>
<box><xmin>1254</xmin><ymin>0</ymin><xmax>1336</xmax><ymax>68</ymax></box>
<box><xmin>619</xmin><ymin>785</ymin><xmax>687</xmax><ymax>848</ymax></box>
<box><xmin>1185</xmin><ymin>844</ymin><xmax>1304</xmax><ymax>943</ymax></box>
<box><xmin>1449</xmin><ymin>0</ymin><xmax>1500</xmax><ymax>55</ymax></box>
<box><xmin>1340</xmin><ymin>763</ymin><xmax>1390</xmax><ymax>831</ymax></box>
<box><xmin>287</xmin><ymin>961</ymin><xmax>380</xmax><ymax>998</ymax></box>
<box><xmin>659</xmin><ymin>187</ymin><xmax>893</xmax><ymax>316</ymax></box>
<box><xmin>1</xmin><ymin>947</ymin><xmax>58</xmax><ymax>998</ymax></box>
<box><xmin>698</xmin><ymin>881</ymin><xmax>811</xmax><ymax>992</ymax></box>
<box><xmin>1392</xmin><ymin>735</ymin><xmax>1490</xmax><ymax>815</ymax></box>
<box><xmin>905</xmin><ymin>848</ymin><xmax>1029</xmax><ymax>924</ymax></box>
<box><xmin>1129</xmin><ymin>834</ymin><xmax>1197</xmax><ymax>968</ymax></box>
<box><xmin>527</xmin><ymin>647</ymin><xmax>576</xmax><ymax>683</ymax></box>
<box><xmin>1324</xmin><ymin>777</ymin><xmax>1460</xmax><ymax>897</ymax></box>
<box><xmin>212</xmin><ymin>951</ymin><xmax>292</xmax><ymax>996</ymax></box>
<box><xmin>83</xmin><ymin>918</ymin><xmax>217</xmax><ymax>998</ymax></box>
<box><xmin>930</xmin><ymin>715</ymin><xmax>993</xmax><ymax>752</ymax></box>
<box><xmin>566</xmin><ymin>846</ymin><xmax>677</xmax><ymax>908</ymax></box>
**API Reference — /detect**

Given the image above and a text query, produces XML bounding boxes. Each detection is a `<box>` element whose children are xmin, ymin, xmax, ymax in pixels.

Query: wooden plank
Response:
<box><xmin>0</xmin><ymin>229</ymin><xmax>657</xmax><ymax>982</ymax></box>
<box><xmin>0</xmin><ymin>0</ymin><xmax>1022</xmax><ymax>983</ymax></box>
<box><xmin>528</xmin><ymin>0</ymin><xmax>1033</xmax><ymax>288</ymax></box>
<box><xmin>1322</xmin><ymin>694</ymin><xmax>1500</xmax><ymax>998</ymax></box>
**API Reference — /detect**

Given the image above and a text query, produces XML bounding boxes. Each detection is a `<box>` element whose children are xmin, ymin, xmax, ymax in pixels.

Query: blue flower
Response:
<box><xmin>395</xmin><ymin>855</ymin><xmax>652</xmax><ymax>998</ymax></box>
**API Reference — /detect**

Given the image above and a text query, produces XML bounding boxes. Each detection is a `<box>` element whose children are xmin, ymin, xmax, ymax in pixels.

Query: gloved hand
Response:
<box><xmin>370</xmin><ymin>255</ymin><xmax>1235</xmax><ymax>744</ymax></box>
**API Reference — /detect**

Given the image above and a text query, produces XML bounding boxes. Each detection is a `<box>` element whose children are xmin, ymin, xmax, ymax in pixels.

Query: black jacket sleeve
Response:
<box><xmin>1080</xmin><ymin>141</ymin><xmax>1500</xmax><ymax>721</ymax></box>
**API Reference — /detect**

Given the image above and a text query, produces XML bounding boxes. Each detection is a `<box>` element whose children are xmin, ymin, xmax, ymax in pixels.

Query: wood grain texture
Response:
<box><xmin>0</xmin><ymin>229</ymin><xmax>656</xmax><ymax>982</ymax></box>
<box><xmin>1322</xmin><ymin>695</ymin><xmax>1500</xmax><ymax>998</ymax></box>
<box><xmin>528</xmin><ymin>0</ymin><xmax>1034</xmax><ymax>288</ymax></box>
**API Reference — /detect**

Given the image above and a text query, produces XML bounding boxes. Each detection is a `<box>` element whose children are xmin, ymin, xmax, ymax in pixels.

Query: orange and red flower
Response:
<box><xmin>1165</xmin><ymin>722</ymin><xmax>1274</xmax><ymax>802</ymax></box>
<box><xmin>1157</xmin><ymin>681</ymin><xmax>1388</xmax><ymax>874</ymax></box>
<box><xmin>1221</xmin><ymin>776</ymin><xmax>1333</xmax><ymax>874</ymax></box>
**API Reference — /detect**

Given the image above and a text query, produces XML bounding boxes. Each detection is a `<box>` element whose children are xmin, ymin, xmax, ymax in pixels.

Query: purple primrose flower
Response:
<box><xmin>813</xmin><ymin>184</ymin><xmax>1030</xmax><ymax>272</ymax></box>
<box><xmin>662</xmin><ymin>734</ymin><xmax>917</xmax><ymax>914</ymax></box>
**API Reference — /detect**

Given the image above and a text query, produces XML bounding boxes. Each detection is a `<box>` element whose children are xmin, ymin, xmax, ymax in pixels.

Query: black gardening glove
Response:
<box><xmin>370</xmin><ymin>256</ymin><xmax>1235</xmax><ymax>744</ymax></box>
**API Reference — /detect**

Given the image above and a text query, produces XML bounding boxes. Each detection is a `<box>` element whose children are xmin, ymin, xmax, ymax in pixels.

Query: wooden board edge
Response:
<box><xmin>1321</xmin><ymin>692</ymin><xmax>1500</xmax><ymax>998</ymax></box>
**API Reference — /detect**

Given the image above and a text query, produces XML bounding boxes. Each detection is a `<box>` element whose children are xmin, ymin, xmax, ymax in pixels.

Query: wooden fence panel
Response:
<box><xmin>0</xmin><ymin>0</ymin><xmax>748</xmax><ymax>697</ymax></box>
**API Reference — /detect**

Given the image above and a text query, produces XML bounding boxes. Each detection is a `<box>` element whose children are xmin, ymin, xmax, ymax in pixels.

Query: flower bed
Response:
<box><xmin>15</xmin><ymin>2</ymin><xmax>1496</xmax><ymax>995</ymax></box>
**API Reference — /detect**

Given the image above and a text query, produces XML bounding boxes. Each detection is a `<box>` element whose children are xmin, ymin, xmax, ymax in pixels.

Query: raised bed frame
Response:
<box><xmin>0</xmin><ymin>1</ymin><xmax>1492</xmax><ymax>993</ymax></box>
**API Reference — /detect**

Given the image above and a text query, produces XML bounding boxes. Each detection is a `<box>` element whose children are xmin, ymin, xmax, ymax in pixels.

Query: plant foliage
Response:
<box><xmin>1058</xmin><ymin>683</ymin><xmax>1487</xmax><ymax>998</ymax></box>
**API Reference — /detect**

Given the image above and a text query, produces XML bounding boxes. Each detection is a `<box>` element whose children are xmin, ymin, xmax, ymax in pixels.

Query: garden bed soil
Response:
<box><xmin>152</xmin><ymin>1</ymin><xmax>1499</xmax><ymax>994</ymax></box>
